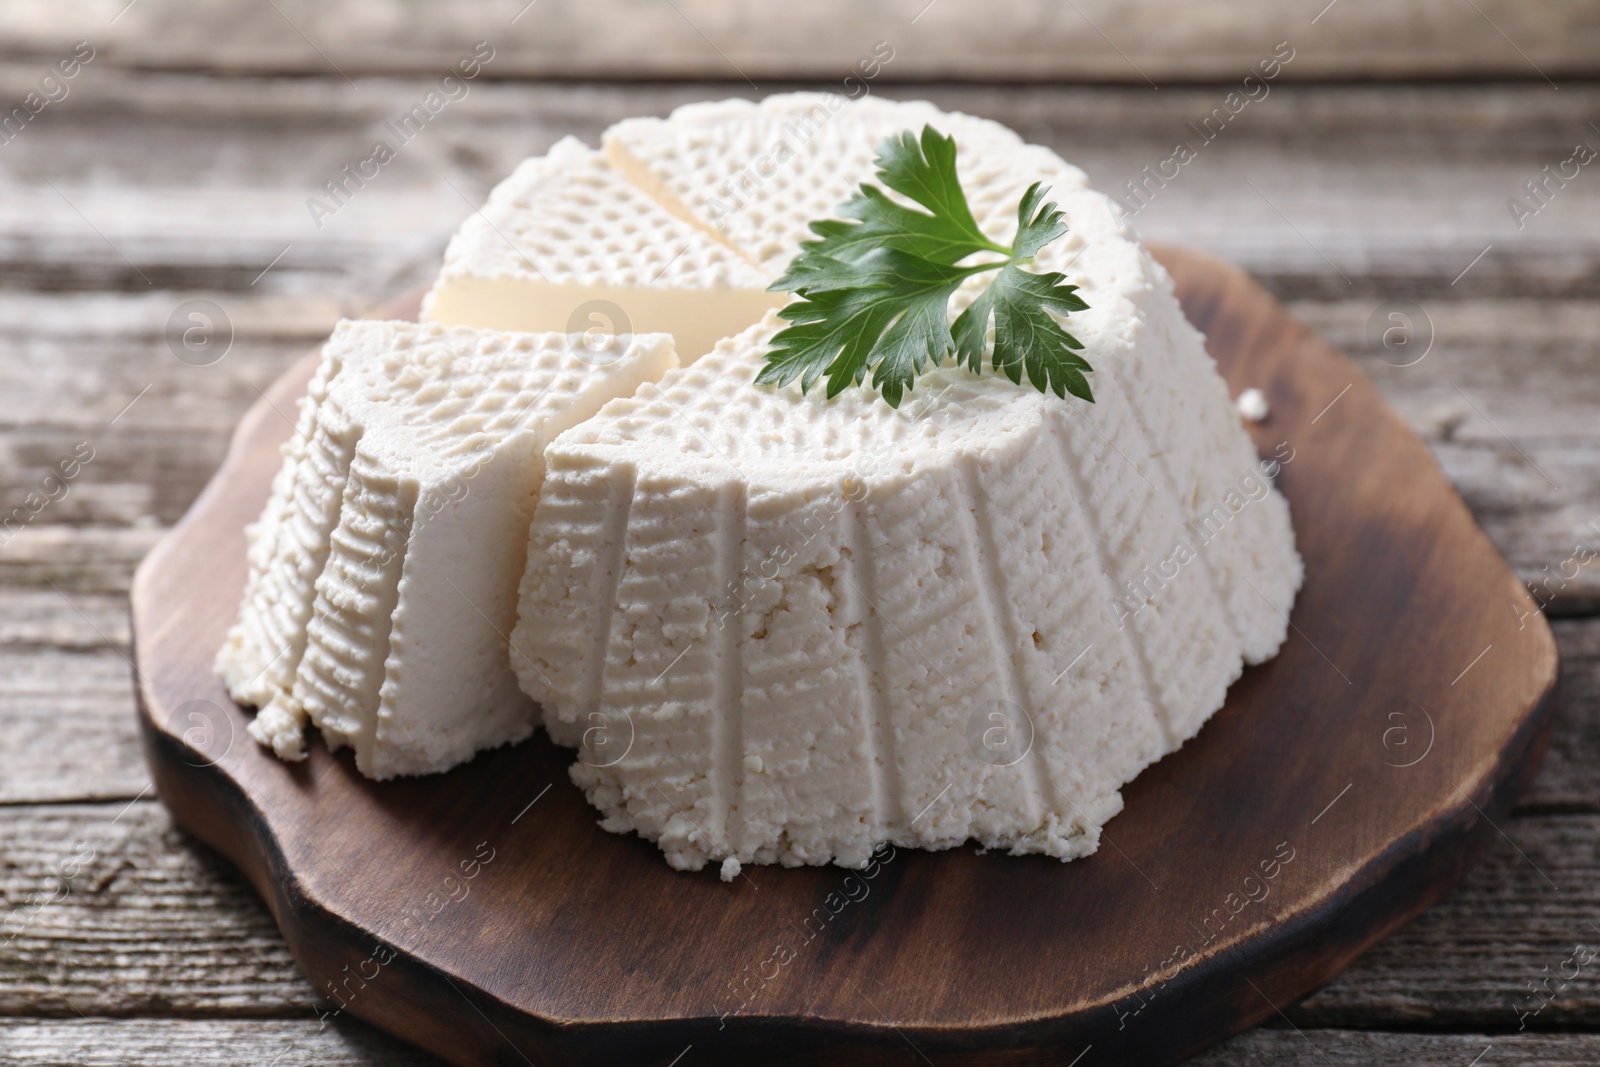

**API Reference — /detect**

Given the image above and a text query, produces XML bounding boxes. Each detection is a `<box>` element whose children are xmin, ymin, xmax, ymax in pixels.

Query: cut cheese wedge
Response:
<box><xmin>216</xmin><ymin>320</ymin><xmax>677</xmax><ymax>775</ymax></box>
<box><xmin>422</xmin><ymin>136</ymin><xmax>783</xmax><ymax>363</ymax></box>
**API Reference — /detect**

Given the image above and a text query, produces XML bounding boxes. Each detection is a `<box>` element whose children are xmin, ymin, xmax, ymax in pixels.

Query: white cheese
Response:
<box><xmin>495</xmin><ymin>97</ymin><xmax>1300</xmax><ymax>874</ymax></box>
<box><xmin>217</xmin><ymin>320</ymin><xmax>677</xmax><ymax>773</ymax></box>
<box><xmin>221</xmin><ymin>93</ymin><xmax>1302</xmax><ymax>878</ymax></box>
<box><xmin>513</xmin><ymin>303</ymin><xmax>1300</xmax><ymax>874</ymax></box>
<box><xmin>422</xmin><ymin>136</ymin><xmax>783</xmax><ymax>363</ymax></box>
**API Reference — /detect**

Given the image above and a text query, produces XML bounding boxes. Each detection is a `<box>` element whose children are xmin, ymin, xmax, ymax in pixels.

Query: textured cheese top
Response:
<box><xmin>604</xmin><ymin>93</ymin><xmax>1025</xmax><ymax>275</ymax></box>
<box><xmin>420</xmin><ymin>136</ymin><xmax>784</xmax><ymax>362</ymax></box>
<box><xmin>325</xmin><ymin>320</ymin><xmax>675</xmax><ymax>454</ymax></box>
<box><xmin>559</xmin><ymin>312</ymin><xmax>1062</xmax><ymax>487</ymax></box>
<box><xmin>427</xmin><ymin>136</ymin><xmax>770</xmax><ymax>295</ymax></box>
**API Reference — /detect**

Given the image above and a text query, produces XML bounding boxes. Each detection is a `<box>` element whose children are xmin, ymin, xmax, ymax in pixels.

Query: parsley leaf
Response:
<box><xmin>759</xmin><ymin>125</ymin><xmax>1092</xmax><ymax>409</ymax></box>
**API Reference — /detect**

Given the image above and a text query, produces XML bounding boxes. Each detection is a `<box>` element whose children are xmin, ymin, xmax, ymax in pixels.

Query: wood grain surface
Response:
<box><xmin>3</xmin><ymin>33</ymin><xmax>1600</xmax><ymax>1064</ymax></box>
<box><xmin>126</xmin><ymin>246</ymin><xmax>1558</xmax><ymax>1066</ymax></box>
<box><xmin>0</xmin><ymin>1021</ymin><xmax>1588</xmax><ymax>1067</ymax></box>
<box><xmin>0</xmin><ymin>0</ymin><xmax>1595</xmax><ymax>82</ymax></box>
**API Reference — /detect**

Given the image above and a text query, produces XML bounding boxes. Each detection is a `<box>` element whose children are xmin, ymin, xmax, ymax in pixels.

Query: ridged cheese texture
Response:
<box><xmin>508</xmin><ymin>94</ymin><xmax>1302</xmax><ymax>876</ymax></box>
<box><xmin>421</xmin><ymin>136</ymin><xmax>784</xmax><ymax>362</ymax></box>
<box><xmin>215</xmin><ymin>319</ymin><xmax>678</xmax><ymax>777</ymax></box>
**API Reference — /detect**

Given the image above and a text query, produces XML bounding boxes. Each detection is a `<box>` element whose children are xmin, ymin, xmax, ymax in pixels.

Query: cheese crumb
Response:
<box><xmin>1236</xmin><ymin>388</ymin><xmax>1270</xmax><ymax>422</ymax></box>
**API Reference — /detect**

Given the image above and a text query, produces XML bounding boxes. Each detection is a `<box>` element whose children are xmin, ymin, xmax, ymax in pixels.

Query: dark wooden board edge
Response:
<box><xmin>129</xmin><ymin>245</ymin><xmax>1562</xmax><ymax>1066</ymax></box>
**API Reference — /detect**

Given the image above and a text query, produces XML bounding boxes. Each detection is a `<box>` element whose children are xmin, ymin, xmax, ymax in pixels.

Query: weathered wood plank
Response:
<box><xmin>0</xmin><ymin>804</ymin><xmax>311</xmax><ymax>1016</ymax></box>
<box><xmin>0</xmin><ymin>293</ymin><xmax>351</xmax><ymax>526</ymax></box>
<box><xmin>0</xmin><ymin>589</ymin><xmax>126</xmax><ymax>649</ymax></box>
<box><xmin>0</xmin><ymin>0</ymin><xmax>1595</xmax><ymax>82</ymax></box>
<box><xmin>0</xmin><ymin>526</ymin><xmax>162</xmax><ymax>593</ymax></box>
<box><xmin>0</xmin><ymin>647</ymin><xmax>146</xmax><ymax>803</ymax></box>
<box><xmin>0</xmin><ymin>292</ymin><xmax>345</xmax><ymax>340</ymax></box>
<box><xmin>9</xmin><ymin>68</ymin><xmax>1598</xmax><ymax>156</ymax></box>
<box><xmin>1519</xmin><ymin>621</ymin><xmax>1600</xmax><ymax>813</ymax></box>
<box><xmin>0</xmin><ymin>1020</ymin><xmax>1596</xmax><ymax>1067</ymax></box>
<box><xmin>1418</xmin><ymin>444</ymin><xmax>1600</xmax><ymax>617</ymax></box>
<box><xmin>1291</xmin><ymin>810</ymin><xmax>1600</xmax><ymax>1029</ymax></box>
<box><xmin>1290</xmin><ymin>300</ymin><xmax>1600</xmax><ymax>615</ymax></box>
<box><xmin>0</xmin><ymin>367</ymin><xmax>301</xmax><ymax>529</ymax></box>
<box><xmin>1198</xmin><ymin>1030</ymin><xmax>1597</xmax><ymax>1066</ymax></box>
<box><xmin>0</xmin><ymin>800</ymin><xmax>1597</xmax><ymax>1025</ymax></box>
<box><xmin>0</xmin><ymin>1018</ymin><xmax>444</xmax><ymax>1066</ymax></box>
<box><xmin>0</xmin><ymin>75</ymin><xmax>1596</xmax><ymax>297</ymax></box>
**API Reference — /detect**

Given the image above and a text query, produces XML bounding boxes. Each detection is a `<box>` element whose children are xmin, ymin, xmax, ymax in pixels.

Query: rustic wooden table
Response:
<box><xmin>2</xmin><ymin>2</ymin><xmax>1598</xmax><ymax>1063</ymax></box>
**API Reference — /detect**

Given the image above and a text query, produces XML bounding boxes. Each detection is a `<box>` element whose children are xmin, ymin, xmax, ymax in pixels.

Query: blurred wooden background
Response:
<box><xmin>2</xmin><ymin>1</ymin><xmax>1599</xmax><ymax>1063</ymax></box>
<box><xmin>2</xmin><ymin>0</ymin><xmax>1599</xmax><ymax>81</ymax></box>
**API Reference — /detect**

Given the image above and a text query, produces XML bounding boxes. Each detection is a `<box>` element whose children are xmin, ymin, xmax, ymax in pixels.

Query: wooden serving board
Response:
<box><xmin>131</xmin><ymin>246</ymin><xmax>1559</xmax><ymax>1066</ymax></box>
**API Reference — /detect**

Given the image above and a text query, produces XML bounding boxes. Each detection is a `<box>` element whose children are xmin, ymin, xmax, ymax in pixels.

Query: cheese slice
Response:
<box><xmin>422</xmin><ymin>136</ymin><xmax>783</xmax><ymax>363</ymax></box>
<box><xmin>603</xmin><ymin>94</ymin><xmax>1024</xmax><ymax>276</ymax></box>
<box><xmin>219</xmin><ymin>349</ymin><xmax>352</xmax><ymax>715</ymax></box>
<box><xmin>216</xmin><ymin>320</ymin><xmax>677</xmax><ymax>772</ymax></box>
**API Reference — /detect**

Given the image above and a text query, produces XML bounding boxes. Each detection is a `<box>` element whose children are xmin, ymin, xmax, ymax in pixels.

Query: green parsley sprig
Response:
<box><xmin>757</xmin><ymin>125</ymin><xmax>1093</xmax><ymax>409</ymax></box>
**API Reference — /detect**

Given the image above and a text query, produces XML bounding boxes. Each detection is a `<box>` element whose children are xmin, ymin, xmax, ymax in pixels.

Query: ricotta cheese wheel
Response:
<box><xmin>503</xmin><ymin>95</ymin><xmax>1301</xmax><ymax>875</ymax></box>
<box><xmin>216</xmin><ymin>320</ymin><xmax>678</xmax><ymax>773</ymax></box>
<box><xmin>422</xmin><ymin>136</ymin><xmax>783</xmax><ymax>362</ymax></box>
